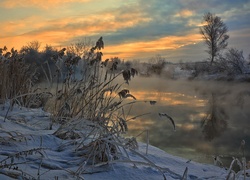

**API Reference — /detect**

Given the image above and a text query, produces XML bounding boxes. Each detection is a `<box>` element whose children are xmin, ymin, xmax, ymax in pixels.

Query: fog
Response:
<box><xmin>117</xmin><ymin>76</ymin><xmax>250</xmax><ymax>166</ymax></box>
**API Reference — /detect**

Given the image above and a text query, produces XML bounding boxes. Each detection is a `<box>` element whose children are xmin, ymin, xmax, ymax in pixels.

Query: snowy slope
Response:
<box><xmin>0</xmin><ymin>104</ymin><xmax>249</xmax><ymax>180</ymax></box>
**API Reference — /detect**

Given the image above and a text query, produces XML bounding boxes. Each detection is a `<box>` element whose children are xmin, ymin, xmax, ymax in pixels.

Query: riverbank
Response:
<box><xmin>0</xmin><ymin>103</ymin><xmax>249</xmax><ymax>179</ymax></box>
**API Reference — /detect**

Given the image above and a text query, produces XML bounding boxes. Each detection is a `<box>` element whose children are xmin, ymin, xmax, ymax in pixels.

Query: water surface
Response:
<box><xmin>120</xmin><ymin>76</ymin><xmax>250</xmax><ymax>167</ymax></box>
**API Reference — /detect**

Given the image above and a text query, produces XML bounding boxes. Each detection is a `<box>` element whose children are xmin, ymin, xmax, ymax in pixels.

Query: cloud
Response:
<box><xmin>0</xmin><ymin>7</ymin><xmax>151</xmax><ymax>50</ymax></box>
<box><xmin>0</xmin><ymin>0</ymin><xmax>91</xmax><ymax>9</ymax></box>
<box><xmin>103</xmin><ymin>34</ymin><xmax>202</xmax><ymax>60</ymax></box>
<box><xmin>95</xmin><ymin>3</ymin><xmax>200</xmax><ymax>46</ymax></box>
<box><xmin>174</xmin><ymin>9</ymin><xmax>194</xmax><ymax>18</ymax></box>
<box><xmin>0</xmin><ymin>0</ymin><xmax>249</xmax><ymax>61</ymax></box>
<box><xmin>220</xmin><ymin>3</ymin><xmax>250</xmax><ymax>30</ymax></box>
<box><xmin>1</xmin><ymin>16</ymin><xmax>47</xmax><ymax>37</ymax></box>
<box><xmin>0</xmin><ymin>1</ymin><xmax>204</xmax><ymax>61</ymax></box>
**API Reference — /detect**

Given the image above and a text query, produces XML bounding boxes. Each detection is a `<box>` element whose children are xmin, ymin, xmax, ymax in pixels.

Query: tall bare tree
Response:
<box><xmin>200</xmin><ymin>12</ymin><xmax>229</xmax><ymax>64</ymax></box>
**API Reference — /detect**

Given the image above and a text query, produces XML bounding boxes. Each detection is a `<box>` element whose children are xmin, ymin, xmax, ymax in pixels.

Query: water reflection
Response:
<box><xmin>201</xmin><ymin>93</ymin><xmax>228</xmax><ymax>141</ymax></box>
<box><xmin>120</xmin><ymin>77</ymin><xmax>250</xmax><ymax>166</ymax></box>
<box><xmin>131</xmin><ymin>91</ymin><xmax>206</xmax><ymax>106</ymax></box>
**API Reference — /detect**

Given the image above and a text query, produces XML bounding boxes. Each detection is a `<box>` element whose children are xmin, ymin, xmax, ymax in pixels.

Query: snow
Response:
<box><xmin>0</xmin><ymin>103</ymin><xmax>249</xmax><ymax>180</ymax></box>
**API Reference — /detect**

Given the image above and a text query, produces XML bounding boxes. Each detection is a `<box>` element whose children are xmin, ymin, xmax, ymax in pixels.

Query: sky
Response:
<box><xmin>0</xmin><ymin>0</ymin><xmax>250</xmax><ymax>62</ymax></box>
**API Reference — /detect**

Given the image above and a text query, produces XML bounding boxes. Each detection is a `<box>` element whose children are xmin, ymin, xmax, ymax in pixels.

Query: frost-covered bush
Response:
<box><xmin>216</xmin><ymin>48</ymin><xmax>248</xmax><ymax>75</ymax></box>
<box><xmin>0</xmin><ymin>46</ymin><xmax>39</xmax><ymax>105</ymax></box>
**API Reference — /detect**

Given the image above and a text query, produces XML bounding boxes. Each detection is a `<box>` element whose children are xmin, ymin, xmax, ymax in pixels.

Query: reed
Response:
<box><xmin>0</xmin><ymin>38</ymin><xmax>183</xmax><ymax>180</ymax></box>
<box><xmin>0</xmin><ymin>46</ymin><xmax>53</xmax><ymax>112</ymax></box>
<box><xmin>41</xmin><ymin>37</ymin><xmax>142</xmax><ymax>168</ymax></box>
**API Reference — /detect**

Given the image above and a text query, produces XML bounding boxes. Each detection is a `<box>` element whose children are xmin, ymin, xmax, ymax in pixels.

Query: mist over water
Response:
<box><xmin>118</xmin><ymin>76</ymin><xmax>250</xmax><ymax>166</ymax></box>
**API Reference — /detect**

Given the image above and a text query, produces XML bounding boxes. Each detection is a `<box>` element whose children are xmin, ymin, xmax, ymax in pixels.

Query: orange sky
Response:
<box><xmin>0</xmin><ymin>0</ymin><xmax>249</xmax><ymax>62</ymax></box>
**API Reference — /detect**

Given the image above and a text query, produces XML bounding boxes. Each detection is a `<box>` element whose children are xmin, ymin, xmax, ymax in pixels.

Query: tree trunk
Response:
<box><xmin>210</xmin><ymin>56</ymin><xmax>214</xmax><ymax>65</ymax></box>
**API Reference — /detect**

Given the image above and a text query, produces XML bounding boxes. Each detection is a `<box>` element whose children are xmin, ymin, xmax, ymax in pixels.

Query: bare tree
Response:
<box><xmin>20</xmin><ymin>41</ymin><xmax>42</xmax><ymax>64</ymax></box>
<box><xmin>22</xmin><ymin>41</ymin><xmax>41</xmax><ymax>52</ymax></box>
<box><xmin>200</xmin><ymin>12</ymin><xmax>229</xmax><ymax>64</ymax></box>
<box><xmin>147</xmin><ymin>55</ymin><xmax>166</xmax><ymax>76</ymax></box>
<box><xmin>217</xmin><ymin>48</ymin><xmax>247</xmax><ymax>75</ymax></box>
<box><xmin>67</xmin><ymin>37</ymin><xmax>94</xmax><ymax>57</ymax></box>
<box><xmin>148</xmin><ymin>54</ymin><xmax>165</xmax><ymax>65</ymax></box>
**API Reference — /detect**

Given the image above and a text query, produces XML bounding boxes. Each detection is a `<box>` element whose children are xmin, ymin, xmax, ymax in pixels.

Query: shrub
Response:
<box><xmin>0</xmin><ymin>47</ymin><xmax>39</xmax><ymax>106</ymax></box>
<box><xmin>216</xmin><ymin>48</ymin><xmax>247</xmax><ymax>75</ymax></box>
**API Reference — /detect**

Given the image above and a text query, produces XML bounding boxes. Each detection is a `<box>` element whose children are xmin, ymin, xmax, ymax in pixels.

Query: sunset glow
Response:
<box><xmin>130</xmin><ymin>90</ymin><xmax>206</xmax><ymax>107</ymax></box>
<box><xmin>0</xmin><ymin>0</ymin><xmax>249</xmax><ymax>62</ymax></box>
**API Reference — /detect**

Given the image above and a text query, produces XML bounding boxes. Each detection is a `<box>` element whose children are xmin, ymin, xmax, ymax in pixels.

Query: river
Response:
<box><xmin>119</xmin><ymin>76</ymin><xmax>250</xmax><ymax>167</ymax></box>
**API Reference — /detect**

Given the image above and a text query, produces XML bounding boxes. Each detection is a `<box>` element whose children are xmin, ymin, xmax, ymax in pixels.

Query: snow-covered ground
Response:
<box><xmin>0</xmin><ymin>104</ymin><xmax>249</xmax><ymax>180</ymax></box>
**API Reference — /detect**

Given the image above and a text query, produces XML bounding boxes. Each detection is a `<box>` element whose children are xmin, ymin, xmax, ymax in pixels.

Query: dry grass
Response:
<box><xmin>0</xmin><ymin>38</ymin><xmax>185</xmax><ymax>180</ymax></box>
<box><xmin>0</xmin><ymin>46</ymin><xmax>52</xmax><ymax>111</ymax></box>
<box><xmin>35</xmin><ymin>37</ymin><xmax>143</xmax><ymax>170</ymax></box>
<box><xmin>0</xmin><ymin>147</ymin><xmax>47</xmax><ymax>179</ymax></box>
